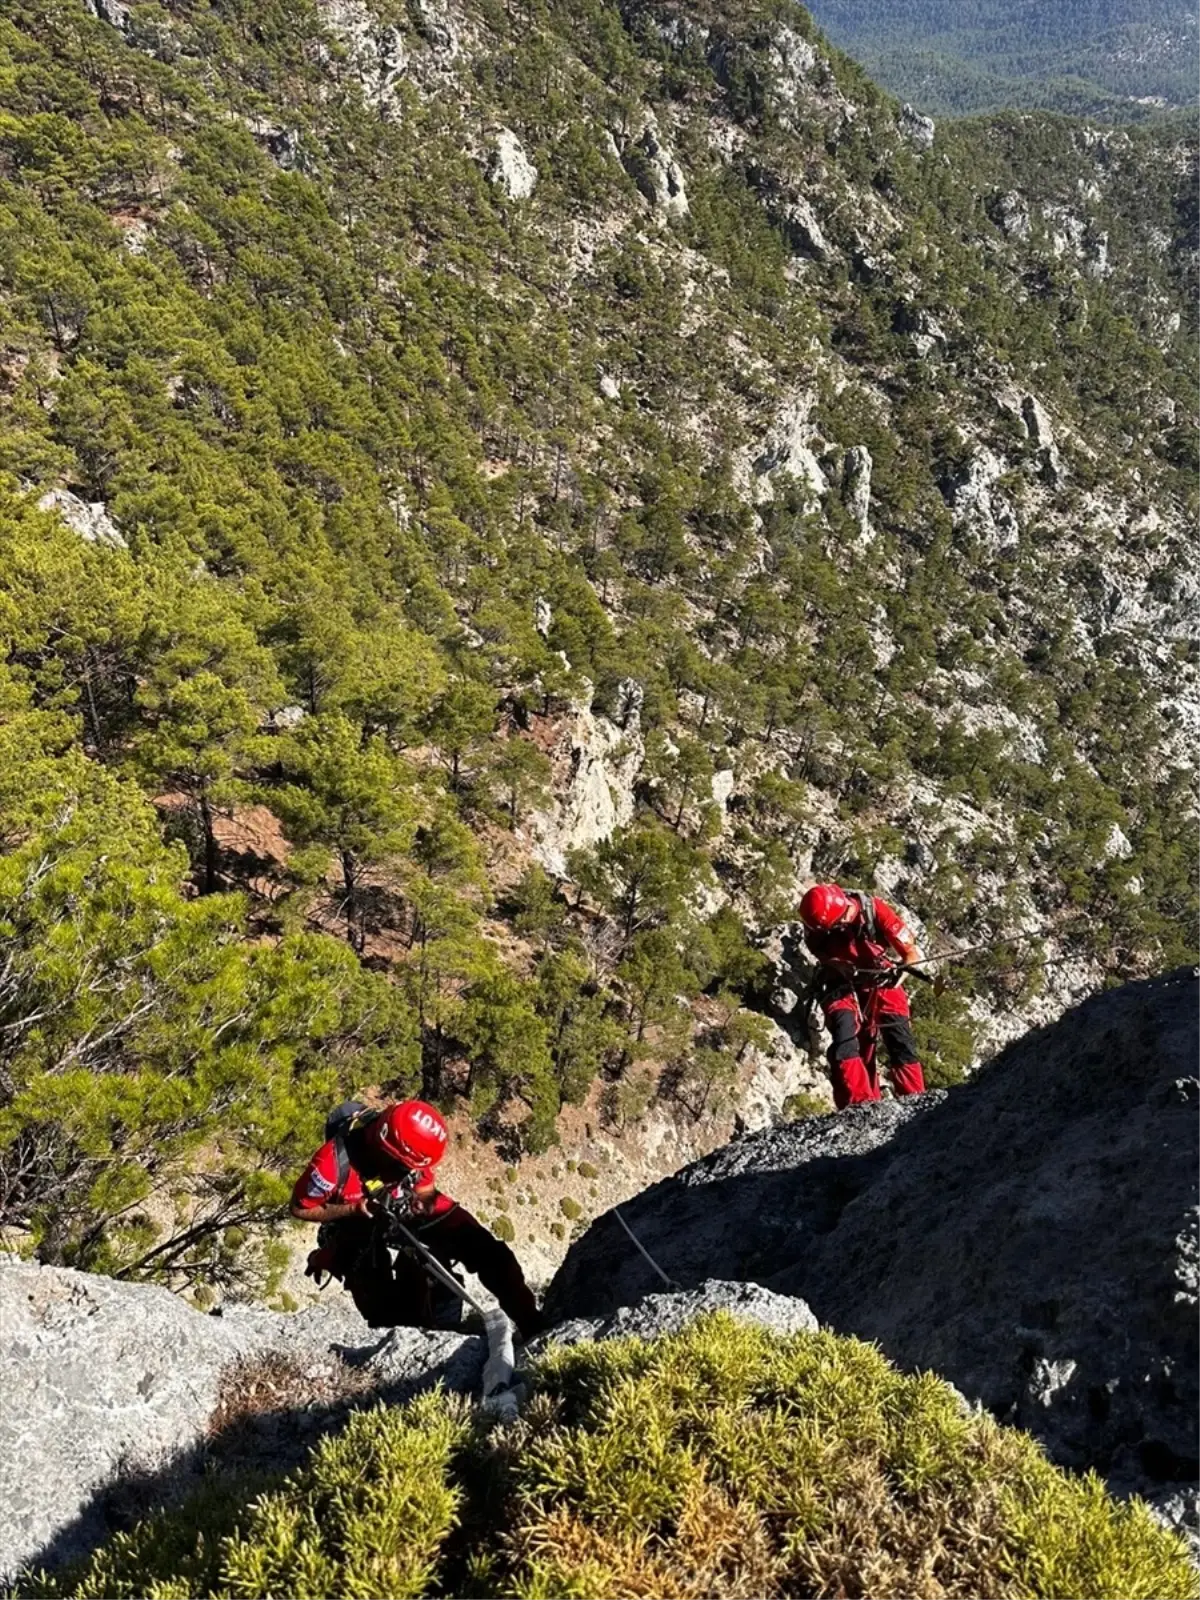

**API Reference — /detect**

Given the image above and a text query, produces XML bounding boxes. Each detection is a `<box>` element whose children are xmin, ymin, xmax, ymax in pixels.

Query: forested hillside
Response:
<box><xmin>0</xmin><ymin>0</ymin><xmax>1195</xmax><ymax>1293</ymax></box>
<box><xmin>804</xmin><ymin>0</ymin><xmax>1200</xmax><ymax>117</ymax></box>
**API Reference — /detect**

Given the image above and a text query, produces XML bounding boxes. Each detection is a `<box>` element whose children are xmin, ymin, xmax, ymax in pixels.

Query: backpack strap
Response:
<box><xmin>848</xmin><ymin>889</ymin><xmax>879</xmax><ymax>943</ymax></box>
<box><xmin>333</xmin><ymin>1133</ymin><xmax>351</xmax><ymax>1194</ymax></box>
<box><xmin>332</xmin><ymin>1108</ymin><xmax>381</xmax><ymax>1198</ymax></box>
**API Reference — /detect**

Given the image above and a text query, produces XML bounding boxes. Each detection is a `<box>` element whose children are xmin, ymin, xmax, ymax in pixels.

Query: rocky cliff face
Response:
<box><xmin>0</xmin><ymin>1261</ymin><xmax>485</xmax><ymax>1583</ymax></box>
<box><xmin>546</xmin><ymin>968</ymin><xmax>1200</xmax><ymax>1525</ymax></box>
<box><xmin>0</xmin><ymin>1255</ymin><xmax>828</xmax><ymax>1584</ymax></box>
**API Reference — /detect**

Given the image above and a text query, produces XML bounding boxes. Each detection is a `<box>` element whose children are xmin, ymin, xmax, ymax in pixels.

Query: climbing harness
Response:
<box><xmin>375</xmin><ymin>1194</ymin><xmax>486</xmax><ymax>1316</ymax></box>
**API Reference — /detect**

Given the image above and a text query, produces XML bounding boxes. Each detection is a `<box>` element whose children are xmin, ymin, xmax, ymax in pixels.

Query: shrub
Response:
<box><xmin>492</xmin><ymin>1215</ymin><xmax>516</xmax><ymax>1243</ymax></box>
<box><xmin>559</xmin><ymin>1197</ymin><xmax>583</xmax><ymax>1220</ymax></box>
<box><xmin>577</xmin><ymin>1161</ymin><xmax>600</xmax><ymax>1179</ymax></box>
<box><xmin>29</xmin><ymin>1318</ymin><xmax>1195</xmax><ymax>1600</ymax></box>
<box><xmin>784</xmin><ymin>1090</ymin><xmax>833</xmax><ymax>1120</ymax></box>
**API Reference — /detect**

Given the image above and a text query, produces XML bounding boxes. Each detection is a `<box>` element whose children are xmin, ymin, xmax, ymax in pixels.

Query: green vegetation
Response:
<box><xmin>807</xmin><ymin>0</ymin><xmax>1198</xmax><ymax>118</ymax></box>
<box><xmin>0</xmin><ymin>0</ymin><xmax>1194</xmax><ymax>1287</ymax></box>
<box><xmin>24</xmin><ymin>1315</ymin><xmax>1197</xmax><ymax>1599</ymax></box>
<box><xmin>784</xmin><ymin>1090</ymin><xmax>833</xmax><ymax>1119</ymax></box>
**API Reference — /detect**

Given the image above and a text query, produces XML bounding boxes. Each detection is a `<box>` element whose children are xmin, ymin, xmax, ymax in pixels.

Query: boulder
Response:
<box><xmin>1101</xmin><ymin>821</ymin><xmax>1134</xmax><ymax>861</ymax></box>
<box><xmin>841</xmin><ymin>444</ymin><xmax>872</xmax><ymax>540</ymax></box>
<box><xmin>749</xmin><ymin>392</ymin><xmax>828</xmax><ymax>508</ymax></box>
<box><xmin>411</xmin><ymin>0</ymin><xmax>458</xmax><ymax>56</ymax></box>
<box><xmin>536</xmin><ymin>1279</ymin><xmax>818</xmax><ymax>1352</ymax></box>
<box><xmin>319</xmin><ymin>0</ymin><xmax>408</xmax><ymax>104</ymax></box>
<box><xmin>37</xmin><ymin>488</ymin><xmax>126</xmax><ymax>550</ymax></box>
<box><xmin>546</xmin><ymin>970</ymin><xmax>1200</xmax><ymax>1513</ymax></box>
<box><xmin>949</xmin><ymin>445</ymin><xmax>1020</xmax><ymax>548</ymax></box>
<box><xmin>266</xmin><ymin>703</ymin><xmax>307</xmax><ymax>732</ymax></box>
<box><xmin>83</xmin><ymin>0</ymin><xmax>130</xmax><ymax>29</ymax></box>
<box><xmin>768</xmin><ymin>26</ymin><xmax>818</xmax><ymax>104</ymax></box>
<box><xmin>488</xmin><ymin>128</ymin><xmax>538</xmax><ymax>200</ymax></box>
<box><xmin>993</xmin><ymin>189</ymin><xmax>1032</xmax><ymax>241</ymax></box>
<box><xmin>780</xmin><ymin>195</ymin><xmax>830</xmax><ymax>259</ymax></box>
<box><xmin>898</xmin><ymin>102</ymin><xmax>935</xmax><ymax>151</ymax></box>
<box><xmin>629</xmin><ymin>115</ymin><xmax>689</xmax><ymax>218</ymax></box>
<box><xmin>1021</xmin><ymin>392</ymin><xmax>1064</xmax><ymax>486</ymax></box>
<box><xmin>0</xmin><ymin>1262</ymin><xmax>484</xmax><ymax>1583</ymax></box>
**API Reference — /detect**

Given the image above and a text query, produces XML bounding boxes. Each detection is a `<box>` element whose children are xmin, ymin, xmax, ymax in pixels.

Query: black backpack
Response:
<box><xmin>324</xmin><ymin>1101</ymin><xmax>381</xmax><ymax>1193</ymax></box>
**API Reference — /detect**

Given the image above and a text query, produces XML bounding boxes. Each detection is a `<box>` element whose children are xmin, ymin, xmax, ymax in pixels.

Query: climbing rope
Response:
<box><xmin>378</xmin><ymin>1203</ymin><xmax>518</xmax><ymax>1412</ymax></box>
<box><xmin>613</xmin><ymin>1204</ymin><xmax>681</xmax><ymax>1291</ymax></box>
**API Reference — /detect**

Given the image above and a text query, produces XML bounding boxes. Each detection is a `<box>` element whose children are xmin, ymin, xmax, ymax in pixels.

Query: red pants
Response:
<box><xmin>823</xmin><ymin>981</ymin><xmax>926</xmax><ymax>1109</ymax></box>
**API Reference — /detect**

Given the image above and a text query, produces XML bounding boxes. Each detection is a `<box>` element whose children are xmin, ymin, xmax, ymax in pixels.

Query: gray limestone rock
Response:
<box><xmin>488</xmin><ymin>128</ymin><xmax>538</xmax><ymax>200</ymax></box>
<box><xmin>628</xmin><ymin>116</ymin><xmax>688</xmax><ymax>218</ymax></box>
<box><xmin>536</xmin><ymin>1279</ymin><xmax>818</xmax><ymax>1352</ymax></box>
<box><xmin>412</xmin><ymin>0</ymin><xmax>458</xmax><ymax>56</ymax></box>
<box><xmin>528</xmin><ymin>696</ymin><xmax>644</xmax><ymax>876</ymax></box>
<box><xmin>1149</xmin><ymin>1485</ymin><xmax>1200</xmax><ymax>1556</ymax></box>
<box><xmin>0</xmin><ymin>1263</ymin><xmax>483</xmax><ymax>1583</ymax></box>
<box><xmin>1021</xmin><ymin>393</ymin><xmax>1064</xmax><ymax>486</ymax></box>
<box><xmin>841</xmin><ymin>444</ymin><xmax>873</xmax><ymax>540</ymax></box>
<box><xmin>319</xmin><ymin>0</ymin><xmax>409</xmax><ymax>104</ymax></box>
<box><xmin>547</xmin><ymin>970</ymin><xmax>1200</xmax><ymax>1513</ymax></box>
<box><xmin>993</xmin><ymin>189</ymin><xmax>1032</xmax><ymax>241</ymax></box>
<box><xmin>83</xmin><ymin>0</ymin><xmax>131</xmax><ymax>29</ymax></box>
<box><xmin>898</xmin><ymin>102</ymin><xmax>935</xmax><ymax>151</ymax></box>
<box><xmin>949</xmin><ymin>445</ymin><xmax>1019</xmax><ymax>548</ymax></box>
<box><xmin>751</xmin><ymin>392</ymin><xmax>828</xmax><ymax>507</ymax></box>
<box><xmin>266</xmin><ymin>702</ymin><xmax>307</xmax><ymax>732</ymax></box>
<box><xmin>37</xmin><ymin>489</ymin><xmax>127</xmax><ymax>550</ymax></box>
<box><xmin>781</xmin><ymin>195</ymin><xmax>830</xmax><ymax>260</ymax></box>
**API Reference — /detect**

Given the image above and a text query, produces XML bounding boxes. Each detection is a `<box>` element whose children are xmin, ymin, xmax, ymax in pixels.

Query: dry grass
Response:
<box><xmin>207</xmin><ymin>1351</ymin><xmax>370</xmax><ymax>1440</ymax></box>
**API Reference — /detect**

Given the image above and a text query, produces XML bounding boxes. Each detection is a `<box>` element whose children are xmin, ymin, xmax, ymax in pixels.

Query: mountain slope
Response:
<box><xmin>804</xmin><ymin>0</ymin><xmax>1200</xmax><ymax>116</ymax></box>
<box><xmin>0</xmin><ymin>0</ymin><xmax>1196</xmax><ymax>1287</ymax></box>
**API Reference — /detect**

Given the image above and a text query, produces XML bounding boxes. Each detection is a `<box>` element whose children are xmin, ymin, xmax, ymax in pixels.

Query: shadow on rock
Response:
<box><xmin>3</xmin><ymin>1273</ymin><xmax>489</xmax><ymax>1587</ymax></box>
<box><xmin>545</xmin><ymin>969</ymin><xmax>1200</xmax><ymax>1519</ymax></box>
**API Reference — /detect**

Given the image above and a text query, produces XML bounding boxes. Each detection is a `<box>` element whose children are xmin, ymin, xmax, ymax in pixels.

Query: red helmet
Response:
<box><xmin>799</xmin><ymin>883</ymin><xmax>853</xmax><ymax>931</ymax></box>
<box><xmin>366</xmin><ymin>1100</ymin><xmax>449</xmax><ymax>1171</ymax></box>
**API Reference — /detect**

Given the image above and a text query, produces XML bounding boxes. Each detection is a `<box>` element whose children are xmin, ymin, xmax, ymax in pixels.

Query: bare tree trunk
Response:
<box><xmin>198</xmin><ymin>791</ymin><xmax>219</xmax><ymax>895</ymax></box>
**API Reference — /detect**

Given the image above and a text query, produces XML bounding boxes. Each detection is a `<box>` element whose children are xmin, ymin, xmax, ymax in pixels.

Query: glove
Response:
<box><xmin>305</xmin><ymin>1247</ymin><xmax>337</xmax><ymax>1281</ymax></box>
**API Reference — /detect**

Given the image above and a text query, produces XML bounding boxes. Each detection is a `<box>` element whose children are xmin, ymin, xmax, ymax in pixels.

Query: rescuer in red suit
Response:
<box><xmin>799</xmin><ymin>884</ymin><xmax>927</xmax><ymax>1110</ymax></box>
<box><xmin>290</xmin><ymin>1099</ymin><xmax>542</xmax><ymax>1338</ymax></box>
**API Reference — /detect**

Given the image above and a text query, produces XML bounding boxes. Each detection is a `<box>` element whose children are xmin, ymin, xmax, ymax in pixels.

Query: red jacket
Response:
<box><xmin>804</xmin><ymin>894</ymin><xmax>916</xmax><ymax>978</ymax></box>
<box><xmin>291</xmin><ymin>1139</ymin><xmax>432</xmax><ymax>1212</ymax></box>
